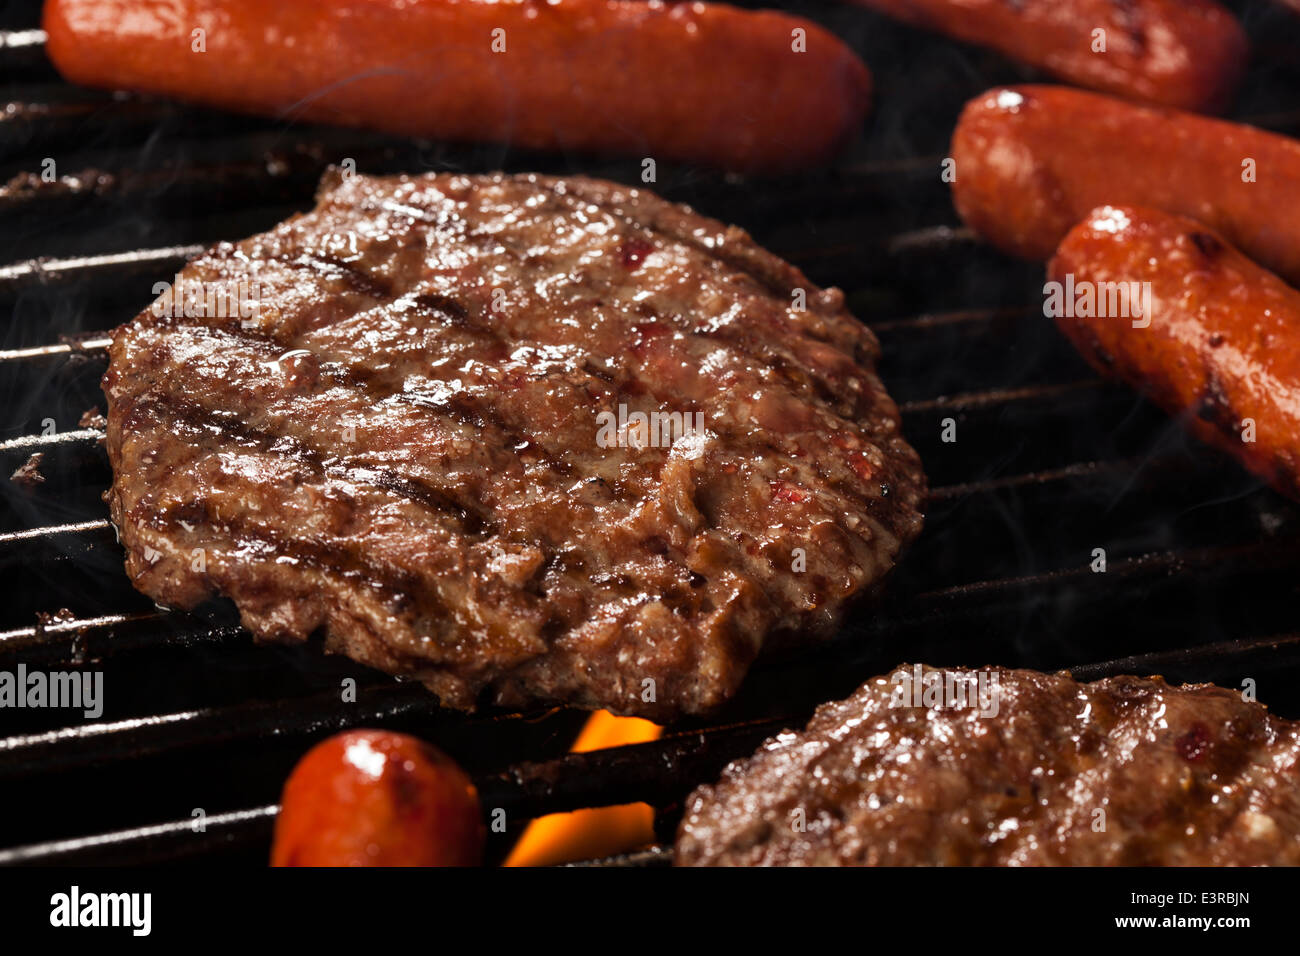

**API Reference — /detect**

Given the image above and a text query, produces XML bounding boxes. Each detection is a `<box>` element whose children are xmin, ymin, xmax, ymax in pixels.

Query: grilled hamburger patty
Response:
<box><xmin>103</xmin><ymin>171</ymin><xmax>925</xmax><ymax>719</ymax></box>
<box><xmin>676</xmin><ymin>665</ymin><xmax>1300</xmax><ymax>864</ymax></box>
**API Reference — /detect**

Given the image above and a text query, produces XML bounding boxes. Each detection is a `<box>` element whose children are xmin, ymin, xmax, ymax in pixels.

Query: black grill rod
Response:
<box><xmin>0</xmin><ymin>429</ymin><xmax>102</xmax><ymax>453</ymax></box>
<box><xmin>0</xmin><ymin>29</ymin><xmax>44</xmax><ymax>48</ymax></box>
<box><xmin>925</xmin><ymin>457</ymin><xmax>1133</xmax><ymax>502</ymax></box>
<box><xmin>0</xmin><ymin>807</ymin><xmax>676</xmax><ymax>866</ymax></box>
<box><xmin>0</xmin><ymin>806</ymin><xmax>276</xmax><ymax>867</ymax></box>
<box><xmin>0</xmin><ymin>96</ymin><xmax>278</xmax><ymax>163</ymax></box>
<box><xmin>899</xmin><ymin>379</ymin><xmax>1106</xmax><ymax>415</ymax></box>
<box><xmin>1067</xmin><ymin>631</ymin><xmax>1300</xmax><ymax>685</ymax></box>
<box><xmin>0</xmin><ymin>334</ymin><xmax>111</xmax><ymax>363</ymax></box>
<box><xmin>871</xmin><ymin>304</ymin><xmax>1036</xmax><ymax>332</ymax></box>
<box><xmin>0</xmin><ymin>244</ymin><xmax>203</xmax><ymax>305</ymax></box>
<box><xmin>565</xmin><ymin>846</ymin><xmax>673</xmax><ymax>868</ymax></box>
<box><xmin>0</xmin><ymin>682</ymin><xmax>450</xmax><ymax>780</ymax></box>
<box><xmin>0</xmin><ymin>29</ymin><xmax>45</xmax><ymax>74</ymax></box>
<box><xmin>904</xmin><ymin>536</ymin><xmax>1300</xmax><ymax>606</ymax></box>
<box><xmin>0</xmin><ymin>517</ymin><xmax>109</xmax><ymax>543</ymax></box>
<box><xmin>0</xmin><ymin>678</ymin><xmax>585</xmax><ymax>781</ymax></box>
<box><xmin>0</xmin><ymin>144</ymin><xmax>943</xmax><ymax>217</ymax></box>
<box><xmin>0</xmin><ymin>614</ymin><xmax>247</xmax><ymax>665</ymax></box>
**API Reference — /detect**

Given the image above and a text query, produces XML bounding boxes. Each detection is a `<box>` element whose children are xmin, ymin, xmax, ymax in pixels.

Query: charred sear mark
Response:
<box><xmin>135</xmin><ymin>390</ymin><xmax>496</xmax><ymax>538</ymax></box>
<box><xmin>412</xmin><ymin>292</ymin><xmax>473</xmax><ymax>328</ymax></box>
<box><xmin>1189</xmin><ymin>232</ymin><xmax>1224</xmax><ymax>260</ymax></box>
<box><xmin>1196</xmin><ymin>366</ymin><xmax>1237</xmax><ymax>433</ymax></box>
<box><xmin>286</xmin><ymin>251</ymin><xmax>393</xmax><ymax>300</ymax></box>
<box><xmin>1091</xmin><ymin>344</ymin><xmax>1116</xmax><ymax>368</ymax></box>
<box><xmin>146</xmin><ymin>499</ymin><xmax>433</xmax><ymax>618</ymax></box>
<box><xmin>1078</xmin><ymin>328</ymin><xmax>1116</xmax><ymax>369</ymax></box>
<box><xmin>1110</xmin><ymin>0</ymin><xmax>1148</xmax><ymax>52</ymax></box>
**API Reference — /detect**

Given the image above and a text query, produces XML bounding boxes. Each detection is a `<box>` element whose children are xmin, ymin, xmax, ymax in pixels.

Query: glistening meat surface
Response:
<box><xmin>103</xmin><ymin>171</ymin><xmax>925</xmax><ymax>720</ymax></box>
<box><xmin>676</xmin><ymin>665</ymin><xmax>1300</xmax><ymax>864</ymax></box>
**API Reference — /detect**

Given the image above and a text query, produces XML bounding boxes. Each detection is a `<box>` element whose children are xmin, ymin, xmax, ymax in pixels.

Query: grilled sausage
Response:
<box><xmin>43</xmin><ymin>0</ymin><xmax>871</xmax><ymax>174</ymax></box>
<box><xmin>271</xmin><ymin>730</ymin><xmax>485</xmax><ymax>867</ymax></box>
<box><xmin>951</xmin><ymin>85</ymin><xmax>1300</xmax><ymax>286</ymax></box>
<box><xmin>1048</xmin><ymin>205</ymin><xmax>1300</xmax><ymax>500</ymax></box>
<box><xmin>852</xmin><ymin>0</ymin><xmax>1245</xmax><ymax>112</ymax></box>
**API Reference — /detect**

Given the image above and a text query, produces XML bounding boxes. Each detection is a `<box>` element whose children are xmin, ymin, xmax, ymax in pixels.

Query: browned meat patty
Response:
<box><xmin>676</xmin><ymin>665</ymin><xmax>1300</xmax><ymax>864</ymax></box>
<box><xmin>103</xmin><ymin>171</ymin><xmax>925</xmax><ymax>720</ymax></box>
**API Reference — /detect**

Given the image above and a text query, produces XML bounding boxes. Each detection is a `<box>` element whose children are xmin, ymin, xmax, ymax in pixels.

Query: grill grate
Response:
<box><xmin>5</xmin><ymin>0</ymin><xmax>1300</xmax><ymax>867</ymax></box>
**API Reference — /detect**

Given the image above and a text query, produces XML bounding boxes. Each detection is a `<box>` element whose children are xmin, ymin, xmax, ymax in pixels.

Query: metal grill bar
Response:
<box><xmin>0</xmin><ymin>244</ymin><xmax>203</xmax><ymax>290</ymax></box>
<box><xmin>0</xmin><ymin>29</ymin><xmax>46</xmax><ymax>50</ymax></box>
<box><xmin>0</xmin><ymin>807</ymin><xmax>278</xmax><ymax>867</ymax></box>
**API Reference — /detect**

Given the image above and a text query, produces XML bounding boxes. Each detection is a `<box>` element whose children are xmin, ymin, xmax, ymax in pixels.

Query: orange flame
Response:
<box><xmin>503</xmin><ymin>711</ymin><xmax>662</xmax><ymax>867</ymax></box>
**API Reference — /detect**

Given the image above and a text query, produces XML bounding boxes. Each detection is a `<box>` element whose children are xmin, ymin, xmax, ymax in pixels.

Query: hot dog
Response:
<box><xmin>43</xmin><ymin>0</ymin><xmax>871</xmax><ymax>174</ymax></box>
<box><xmin>951</xmin><ymin>85</ymin><xmax>1300</xmax><ymax>286</ymax></box>
<box><xmin>1048</xmin><ymin>205</ymin><xmax>1300</xmax><ymax>500</ymax></box>
<box><xmin>852</xmin><ymin>0</ymin><xmax>1245</xmax><ymax>112</ymax></box>
<box><xmin>272</xmin><ymin>730</ymin><xmax>485</xmax><ymax>867</ymax></box>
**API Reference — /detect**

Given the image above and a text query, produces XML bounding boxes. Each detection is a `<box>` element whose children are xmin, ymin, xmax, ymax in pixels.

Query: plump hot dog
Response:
<box><xmin>272</xmin><ymin>730</ymin><xmax>485</xmax><ymax>866</ymax></box>
<box><xmin>951</xmin><ymin>85</ymin><xmax>1300</xmax><ymax>286</ymax></box>
<box><xmin>43</xmin><ymin>0</ymin><xmax>870</xmax><ymax>173</ymax></box>
<box><xmin>1048</xmin><ymin>205</ymin><xmax>1300</xmax><ymax>500</ymax></box>
<box><xmin>852</xmin><ymin>0</ymin><xmax>1245</xmax><ymax>112</ymax></box>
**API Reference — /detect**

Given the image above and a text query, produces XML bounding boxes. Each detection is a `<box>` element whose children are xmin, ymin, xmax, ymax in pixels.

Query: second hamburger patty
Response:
<box><xmin>676</xmin><ymin>665</ymin><xmax>1300</xmax><ymax>864</ymax></box>
<box><xmin>103</xmin><ymin>171</ymin><xmax>925</xmax><ymax>719</ymax></box>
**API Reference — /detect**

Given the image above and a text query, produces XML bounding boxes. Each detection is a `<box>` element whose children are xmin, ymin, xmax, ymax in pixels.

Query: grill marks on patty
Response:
<box><xmin>104</xmin><ymin>171</ymin><xmax>925</xmax><ymax>718</ymax></box>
